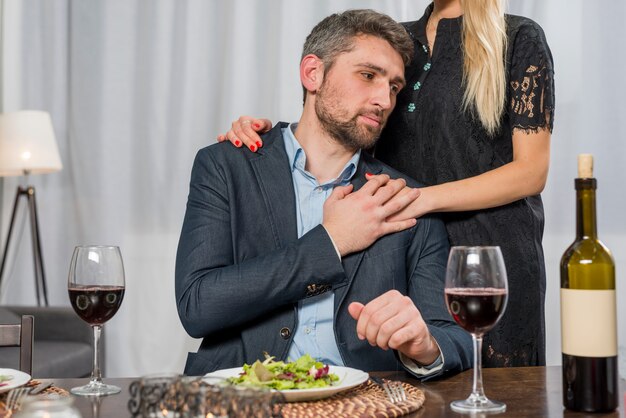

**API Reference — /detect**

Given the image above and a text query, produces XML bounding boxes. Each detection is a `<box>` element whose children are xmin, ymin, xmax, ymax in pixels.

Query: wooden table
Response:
<box><xmin>50</xmin><ymin>366</ymin><xmax>625</xmax><ymax>417</ymax></box>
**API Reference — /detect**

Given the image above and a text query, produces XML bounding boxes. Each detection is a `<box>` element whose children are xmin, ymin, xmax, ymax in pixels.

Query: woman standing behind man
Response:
<box><xmin>220</xmin><ymin>0</ymin><xmax>554</xmax><ymax>367</ymax></box>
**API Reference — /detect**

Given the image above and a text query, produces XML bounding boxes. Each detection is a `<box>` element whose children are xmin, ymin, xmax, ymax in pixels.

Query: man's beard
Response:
<box><xmin>314</xmin><ymin>81</ymin><xmax>385</xmax><ymax>151</ymax></box>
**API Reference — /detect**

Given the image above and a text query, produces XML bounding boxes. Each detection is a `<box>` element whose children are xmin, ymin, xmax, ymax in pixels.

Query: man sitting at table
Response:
<box><xmin>175</xmin><ymin>9</ymin><xmax>472</xmax><ymax>380</ymax></box>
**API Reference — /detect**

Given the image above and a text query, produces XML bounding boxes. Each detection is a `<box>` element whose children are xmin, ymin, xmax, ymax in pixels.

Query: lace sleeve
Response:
<box><xmin>507</xmin><ymin>19</ymin><xmax>555</xmax><ymax>134</ymax></box>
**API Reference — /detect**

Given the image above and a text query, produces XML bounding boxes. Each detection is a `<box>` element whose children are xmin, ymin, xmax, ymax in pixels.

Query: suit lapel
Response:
<box><xmin>335</xmin><ymin>155</ymin><xmax>384</xmax><ymax>310</ymax></box>
<box><xmin>249</xmin><ymin>123</ymin><xmax>298</xmax><ymax>248</ymax></box>
<box><xmin>350</xmin><ymin>155</ymin><xmax>383</xmax><ymax>192</ymax></box>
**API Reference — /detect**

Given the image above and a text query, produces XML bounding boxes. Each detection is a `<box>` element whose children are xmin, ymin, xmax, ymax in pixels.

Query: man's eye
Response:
<box><xmin>361</xmin><ymin>72</ymin><xmax>374</xmax><ymax>80</ymax></box>
<box><xmin>390</xmin><ymin>85</ymin><xmax>400</xmax><ymax>95</ymax></box>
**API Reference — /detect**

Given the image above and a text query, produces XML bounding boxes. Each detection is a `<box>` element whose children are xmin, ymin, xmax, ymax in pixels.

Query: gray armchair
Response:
<box><xmin>0</xmin><ymin>305</ymin><xmax>95</xmax><ymax>378</ymax></box>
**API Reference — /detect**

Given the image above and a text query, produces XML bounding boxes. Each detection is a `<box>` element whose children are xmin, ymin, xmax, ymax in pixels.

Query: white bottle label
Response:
<box><xmin>561</xmin><ymin>288</ymin><xmax>617</xmax><ymax>357</ymax></box>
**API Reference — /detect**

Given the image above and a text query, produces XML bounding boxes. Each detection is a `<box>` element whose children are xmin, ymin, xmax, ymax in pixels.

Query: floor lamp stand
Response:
<box><xmin>0</xmin><ymin>185</ymin><xmax>49</xmax><ymax>306</ymax></box>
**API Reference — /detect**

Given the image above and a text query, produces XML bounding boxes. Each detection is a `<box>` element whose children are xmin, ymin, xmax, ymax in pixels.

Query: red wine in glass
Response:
<box><xmin>68</xmin><ymin>246</ymin><xmax>125</xmax><ymax>397</ymax></box>
<box><xmin>68</xmin><ymin>285</ymin><xmax>125</xmax><ymax>325</ymax></box>
<box><xmin>444</xmin><ymin>246</ymin><xmax>508</xmax><ymax>414</ymax></box>
<box><xmin>444</xmin><ymin>287</ymin><xmax>507</xmax><ymax>335</ymax></box>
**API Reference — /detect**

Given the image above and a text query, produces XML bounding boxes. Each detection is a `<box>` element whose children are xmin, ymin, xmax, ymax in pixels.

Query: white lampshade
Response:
<box><xmin>0</xmin><ymin>110</ymin><xmax>62</xmax><ymax>176</ymax></box>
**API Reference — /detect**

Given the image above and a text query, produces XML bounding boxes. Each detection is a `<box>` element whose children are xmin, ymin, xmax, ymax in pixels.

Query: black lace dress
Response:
<box><xmin>375</xmin><ymin>6</ymin><xmax>555</xmax><ymax>367</ymax></box>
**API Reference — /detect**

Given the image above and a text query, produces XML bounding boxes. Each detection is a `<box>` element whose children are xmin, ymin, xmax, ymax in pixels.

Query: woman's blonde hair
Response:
<box><xmin>460</xmin><ymin>0</ymin><xmax>507</xmax><ymax>136</ymax></box>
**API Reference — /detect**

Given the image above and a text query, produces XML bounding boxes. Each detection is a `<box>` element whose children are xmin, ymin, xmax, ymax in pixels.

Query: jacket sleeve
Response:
<box><xmin>175</xmin><ymin>148</ymin><xmax>347</xmax><ymax>339</ymax></box>
<box><xmin>403</xmin><ymin>214</ymin><xmax>473</xmax><ymax>380</ymax></box>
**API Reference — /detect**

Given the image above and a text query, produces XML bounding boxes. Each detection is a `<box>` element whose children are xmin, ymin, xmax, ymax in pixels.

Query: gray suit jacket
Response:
<box><xmin>176</xmin><ymin>122</ymin><xmax>472</xmax><ymax>379</ymax></box>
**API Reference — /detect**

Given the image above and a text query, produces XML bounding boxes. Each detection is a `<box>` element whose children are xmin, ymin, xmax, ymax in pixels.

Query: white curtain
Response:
<box><xmin>1</xmin><ymin>0</ymin><xmax>625</xmax><ymax>377</ymax></box>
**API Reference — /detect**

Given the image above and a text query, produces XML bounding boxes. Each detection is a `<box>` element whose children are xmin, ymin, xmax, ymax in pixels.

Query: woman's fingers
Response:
<box><xmin>358</xmin><ymin>174</ymin><xmax>391</xmax><ymax>196</ymax></box>
<box><xmin>231</xmin><ymin>116</ymin><xmax>258</xmax><ymax>150</ymax></box>
<box><xmin>217</xmin><ymin>116</ymin><xmax>273</xmax><ymax>151</ymax></box>
<box><xmin>361</xmin><ymin>174</ymin><xmax>420</xmax><ymax>222</ymax></box>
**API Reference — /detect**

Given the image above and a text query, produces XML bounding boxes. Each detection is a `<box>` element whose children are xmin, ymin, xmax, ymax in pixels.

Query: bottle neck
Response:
<box><xmin>575</xmin><ymin>178</ymin><xmax>597</xmax><ymax>239</ymax></box>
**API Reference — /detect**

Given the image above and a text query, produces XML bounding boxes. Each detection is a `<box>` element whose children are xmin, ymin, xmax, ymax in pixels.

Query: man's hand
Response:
<box><xmin>348</xmin><ymin>290</ymin><xmax>440</xmax><ymax>365</ymax></box>
<box><xmin>322</xmin><ymin>174</ymin><xmax>419</xmax><ymax>256</ymax></box>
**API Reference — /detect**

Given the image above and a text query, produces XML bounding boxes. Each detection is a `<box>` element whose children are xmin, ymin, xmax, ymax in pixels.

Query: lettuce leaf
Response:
<box><xmin>227</xmin><ymin>354</ymin><xmax>339</xmax><ymax>390</ymax></box>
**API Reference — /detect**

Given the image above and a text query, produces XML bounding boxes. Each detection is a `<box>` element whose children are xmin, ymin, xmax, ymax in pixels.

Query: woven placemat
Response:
<box><xmin>282</xmin><ymin>380</ymin><xmax>425</xmax><ymax>418</ymax></box>
<box><xmin>0</xmin><ymin>380</ymin><xmax>69</xmax><ymax>417</ymax></box>
<box><xmin>23</xmin><ymin>380</ymin><xmax>69</xmax><ymax>397</ymax></box>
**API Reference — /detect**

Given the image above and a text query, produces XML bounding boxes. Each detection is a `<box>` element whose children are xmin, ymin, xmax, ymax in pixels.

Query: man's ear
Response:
<box><xmin>300</xmin><ymin>54</ymin><xmax>324</xmax><ymax>94</ymax></box>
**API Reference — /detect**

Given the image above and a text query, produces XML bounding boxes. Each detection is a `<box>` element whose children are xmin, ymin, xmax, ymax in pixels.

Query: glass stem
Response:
<box><xmin>91</xmin><ymin>325</ymin><xmax>103</xmax><ymax>384</ymax></box>
<box><xmin>471</xmin><ymin>334</ymin><xmax>486</xmax><ymax>401</ymax></box>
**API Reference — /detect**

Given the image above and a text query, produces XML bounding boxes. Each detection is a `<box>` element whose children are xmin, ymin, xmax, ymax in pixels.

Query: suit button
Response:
<box><xmin>280</xmin><ymin>327</ymin><xmax>291</xmax><ymax>339</ymax></box>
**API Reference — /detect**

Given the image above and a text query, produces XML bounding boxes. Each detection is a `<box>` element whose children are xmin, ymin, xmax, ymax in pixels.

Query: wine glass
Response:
<box><xmin>444</xmin><ymin>246</ymin><xmax>508</xmax><ymax>413</ymax></box>
<box><xmin>67</xmin><ymin>245</ymin><xmax>125</xmax><ymax>396</ymax></box>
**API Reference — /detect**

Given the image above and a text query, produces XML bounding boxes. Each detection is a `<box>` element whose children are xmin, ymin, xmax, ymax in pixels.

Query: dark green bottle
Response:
<box><xmin>560</xmin><ymin>154</ymin><xmax>618</xmax><ymax>412</ymax></box>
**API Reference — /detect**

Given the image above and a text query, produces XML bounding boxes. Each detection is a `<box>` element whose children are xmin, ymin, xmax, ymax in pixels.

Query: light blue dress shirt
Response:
<box><xmin>282</xmin><ymin>123</ymin><xmax>360</xmax><ymax>366</ymax></box>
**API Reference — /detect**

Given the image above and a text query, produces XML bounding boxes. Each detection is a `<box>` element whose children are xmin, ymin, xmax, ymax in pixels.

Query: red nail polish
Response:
<box><xmin>250</xmin><ymin>144</ymin><xmax>257</xmax><ymax>152</ymax></box>
<box><xmin>234</xmin><ymin>140</ymin><xmax>241</xmax><ymax>147</ymax></box>
<box><xmin>365</xmin><ymin>172</ymin><xmax>373</xmax><ymax>177</ymax></box>
<box><xmin>256</xmin><ymin>141</ymin><xmax>262</xmax><ymax>148</ymax></box>
<box><xmin>253</xmin><ymin>123</ymin><xmax>260</xmax><ymax>129</ymax></box>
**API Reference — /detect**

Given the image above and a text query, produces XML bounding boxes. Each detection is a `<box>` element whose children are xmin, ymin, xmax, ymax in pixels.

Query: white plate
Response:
<box><xmin>205</xmin><ymin>365</ymin><xmax>368</xmax><ymax>402</ymax></box>
<box><xmin>0</xmin><ymin>368</ymin><xmax>31</xmax><ymax>394</ymax></box>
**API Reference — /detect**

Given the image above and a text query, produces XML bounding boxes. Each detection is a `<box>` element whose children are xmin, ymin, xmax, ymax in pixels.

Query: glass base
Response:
<box><xmin>451</xmin><ymin>396</ymin><xmax>506</xmax><ymax>414</ymax></box>
<box><xmin>71</xmin><ymin>380</ymin><xmax>121</xmax><ymax>397</ymax></box>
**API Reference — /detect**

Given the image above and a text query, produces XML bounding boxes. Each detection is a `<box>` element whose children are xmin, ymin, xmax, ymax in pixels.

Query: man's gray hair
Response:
<box><xmin>301</xmin><ymin>9</ymin><xmax>414</xmax><ymax>101</ymax></box>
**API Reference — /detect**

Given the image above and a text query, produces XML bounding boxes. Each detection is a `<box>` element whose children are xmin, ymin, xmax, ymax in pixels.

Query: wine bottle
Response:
<box><xmin>560</xmin><ymin>154</ymin><xmax>618</xmax><ymax>412</ymax></box>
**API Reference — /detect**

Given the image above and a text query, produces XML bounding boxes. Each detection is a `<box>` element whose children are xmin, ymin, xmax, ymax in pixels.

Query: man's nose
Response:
<box><xmin>371</xmin><ymin>84</ymin><xmax>393</xmax><ymax>110</ymax></box>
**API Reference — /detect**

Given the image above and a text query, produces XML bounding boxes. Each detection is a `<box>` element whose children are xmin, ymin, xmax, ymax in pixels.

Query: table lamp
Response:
<box><xmin>0</xmin><ymin>110</ymin><xmax>62</xmax><ymax>306</ymax></box>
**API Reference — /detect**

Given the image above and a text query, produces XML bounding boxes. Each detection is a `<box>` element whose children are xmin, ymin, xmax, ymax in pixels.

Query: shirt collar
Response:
<box><xmin>282</xmin><ymin>122</ymin><xmax>361</xmax><ymax>185</ymax></box>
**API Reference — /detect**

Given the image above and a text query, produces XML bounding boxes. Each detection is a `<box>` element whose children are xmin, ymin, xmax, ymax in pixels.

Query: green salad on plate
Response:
<box><xmin>0</xmin><ymin>374</ymin><xmax>14</xmax><ymax>388</ymax></box>
<box><xmin>227</xmin><ymin>354</ymin><xmax>340</xmax><ymax>390</ymax></box>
